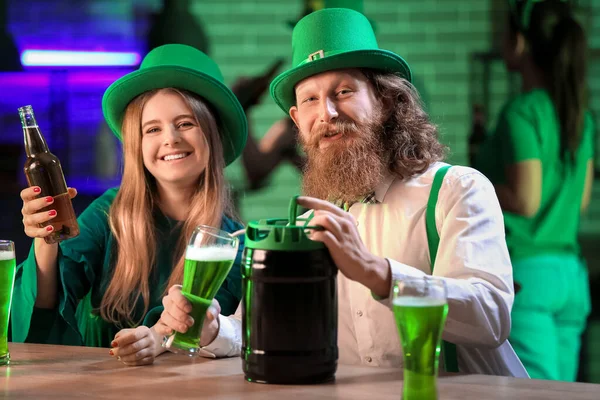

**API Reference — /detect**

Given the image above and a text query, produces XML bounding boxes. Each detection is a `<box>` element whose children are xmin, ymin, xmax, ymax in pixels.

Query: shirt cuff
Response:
<box><xmin>371</xmin><ymin>258</ymin><xmax>427</xmax><ymax>308</ymax></box>
<box><xmin>200</xmin><ymin>314</ymin><xmax>240</xmax><ymax>358</ymax></box>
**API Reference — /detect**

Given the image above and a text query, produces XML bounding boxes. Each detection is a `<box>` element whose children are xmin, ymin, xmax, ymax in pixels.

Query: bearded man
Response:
<box><xmin>158</xmin><ymin>7</ymin><xmax>529</xmax><ymax>378</ymax></box>
<box><xmin>268</xmin><ymin>7</ymin><xmax>528</xmax><ymax>377</ymax></box>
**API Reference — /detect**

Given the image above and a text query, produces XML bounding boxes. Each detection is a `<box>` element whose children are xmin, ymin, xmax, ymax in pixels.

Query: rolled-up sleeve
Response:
<box><xmin>201</xmin><ymin>303</ymin><xmax>242</xmax><ymax>358</ymax></box>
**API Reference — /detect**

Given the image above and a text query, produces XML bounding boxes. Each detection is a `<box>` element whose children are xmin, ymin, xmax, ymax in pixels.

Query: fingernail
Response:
<box><xmin>48</xmin><ymin>210</ymin><xmax>57</xmax><ymax>217</ymax></box>
<box><xmin>111</xmin><ymin>341</ymin><xmax>118</xmax><ymax>347</ymax></box>
<box><xmin>109</xmin><ymin>349</ymin><xmax>114</xmax><ymax>356</ymax></box>
<box><xmin>46</xmin><ymin>226</ymin><xmax>54</xmax><ymax>232</ymax></box>
<box><xmin>187</xmin><ymin>317</ymin><xmax>195</xmax><ymax>326</ymax></box>
<box><xmin>33</xmin><ymin>187</ymin><xmax>41</xmax><ymax>193</ymax></box>
<box><xmin>45</xmin><ymin>196</ymin><xmax>53</xmax><ymax>203</ymax></box>
<box><xmin>208</xmin><ymin>306</ymin><xmax>218</xmax><ymax>316</ymax></box>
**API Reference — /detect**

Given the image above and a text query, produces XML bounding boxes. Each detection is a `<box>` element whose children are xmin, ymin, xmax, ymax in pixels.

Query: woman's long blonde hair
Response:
<box><xmin>100</xmin><ymin>88</ymin><xmax>232</xmax><ymax>326</ymax></box>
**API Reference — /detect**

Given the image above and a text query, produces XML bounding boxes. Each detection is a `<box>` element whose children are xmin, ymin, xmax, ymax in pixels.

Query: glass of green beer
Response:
<box><xmin>392</xmin><ymin>277</ymin><xmax>448</xmax><ymax>400</ymax></box>
<box><xmin>163</xmin><ymin>225</ymin><xmax>239</xmax><ymax>356</ymax></box>
<box><xmin>0</xmin><ymin>241</ymin><xmax>16</xmax><ymax>366</ymax></box>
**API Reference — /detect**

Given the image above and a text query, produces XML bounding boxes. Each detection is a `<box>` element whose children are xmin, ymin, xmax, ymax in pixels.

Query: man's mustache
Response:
<box><xmin>307</xmin><ymin>119</ymin><xmax>360</xmax><ymax>147</ymax></box>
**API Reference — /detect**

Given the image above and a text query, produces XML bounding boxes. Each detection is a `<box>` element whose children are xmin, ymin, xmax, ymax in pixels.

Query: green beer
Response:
<box><xmin>393</xmin><ymin>297</ymin><xmax>448</xmax><ymax>400</ymax></box>
<box><xmin>0</xmin><ymin>249</ymin><xmax>16</xmax><ymax>366</ymax></box>
<box><xmin>167</xmin><ymin>246</ymin><xmax>236</xmax><ymax>353</ymax></box>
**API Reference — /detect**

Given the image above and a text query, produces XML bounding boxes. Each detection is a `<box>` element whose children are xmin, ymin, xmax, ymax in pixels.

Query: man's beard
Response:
<box><xmin>300</xmin><ymin>113</ymin><xmax>388</xmax><ymax>204</ymax></box>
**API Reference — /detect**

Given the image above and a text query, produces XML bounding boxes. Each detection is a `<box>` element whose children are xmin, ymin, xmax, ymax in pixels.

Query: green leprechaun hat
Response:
<box><xmin>287</xmin><ymin>0</ymin><xmax>375</xmax><ymax>30</ymax></box>
<box><xmin>102</xmin><ymin>44</ymin><xmax>247</xmax><ymax>166</ymax></box>
<box><xmin>270</xmin><ymin>7</ymin><xmax>412</xmax><ymax>113</ymax></box>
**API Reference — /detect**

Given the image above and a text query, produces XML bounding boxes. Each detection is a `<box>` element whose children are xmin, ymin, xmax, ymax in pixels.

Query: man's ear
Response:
<box><xmin>380</xmin><ymin>96</ymin><xmax>395</xmax><ymax>119</ymax></box>
<box><xmin>289</xmin><ymin>106</ymin><xmax>300</xmax><ymax>128</ymax></box>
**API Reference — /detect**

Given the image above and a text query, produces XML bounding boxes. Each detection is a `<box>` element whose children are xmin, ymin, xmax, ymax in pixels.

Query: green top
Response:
<box><xmin>11</xmin><ymin>188</ymin><xmax>244</xmax><ymax>347</ymax></box>
<box><xmin>476</xmin><ymin>89</ymin><xmax>594</xmax><ymax>260</ymax></box>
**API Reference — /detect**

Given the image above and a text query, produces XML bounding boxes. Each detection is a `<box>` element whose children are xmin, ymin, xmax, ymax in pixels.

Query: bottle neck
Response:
<box><xmin>24</xmin><ymin>126</ymin><xmax>49</xmax><ymax>156</ymax></box>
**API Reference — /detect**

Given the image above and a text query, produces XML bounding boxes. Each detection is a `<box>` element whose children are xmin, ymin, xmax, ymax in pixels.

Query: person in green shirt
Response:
<box><xmin>12</xmin><ymin>44</ymin><xmax>248</xmax><ymax>366</ymax></box>
<box><xmin>475</xmin><ymin>0</ymin><xmax>594</xmax><ymax>381</ymax></box>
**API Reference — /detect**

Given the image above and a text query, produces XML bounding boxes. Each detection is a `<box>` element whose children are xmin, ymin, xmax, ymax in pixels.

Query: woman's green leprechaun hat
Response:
<box><xmin>270</xmin><ymin>8</ymin><xmax>412</xmax><ymax>114</ymax></box>
<box><xmin>102</xmin><ymin>44</ymin><xmax>247</xmax><ymax>166</ymax></box>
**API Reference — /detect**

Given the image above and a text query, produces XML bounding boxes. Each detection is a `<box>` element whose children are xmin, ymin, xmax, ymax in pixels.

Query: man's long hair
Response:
<box><xmin>362</xmin><ymin>69</ymin><xmax>447</xmax><ymax>179</ymax></box>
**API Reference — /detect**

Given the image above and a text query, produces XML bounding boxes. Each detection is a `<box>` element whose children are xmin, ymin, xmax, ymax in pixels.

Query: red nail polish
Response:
<box><xmin>46</xmin><ymin>226</ymin><xmax>53</xmax><ymax>232</ymax></box>
<box><xmin>48</xmin><ymin>210</ymin><xmax>57</xmax><ymax>217</ymax></box>
<box><xmin>33</xmin><ymin>187</ymin><xmax>41</xmax><ymax>193</ymax></box>
<box><xmin>109</xmin><ymin>349</ymin><xmax>114</xmax><ymax>356</ymax></box>
<box><xmin>111</xmin><ymin>341</ymin><xmax>118</xmax><ymax>347</ymax></box>
<box><xmin>45</xmin><ymin>196</ymin><xmax>53</xmax><ymax>203</ymax></box>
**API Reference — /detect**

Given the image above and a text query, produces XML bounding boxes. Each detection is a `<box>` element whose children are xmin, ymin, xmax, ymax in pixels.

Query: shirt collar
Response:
<box><xmin>333</xmin><ymin>173</ymin><xmax>396</xmax><ymax>210</ymax></box>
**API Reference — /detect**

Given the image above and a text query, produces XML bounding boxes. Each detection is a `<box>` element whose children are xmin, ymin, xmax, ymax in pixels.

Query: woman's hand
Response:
<box><xmin>157</xmin><ymin>285</ymin><xmax>221</xmax><ymax>347</ymax></box>
<box><xmin>20</xmin><ymin>186</ymin><xmax>77</xmax><ymax>238</ymax></box>
<box><xmin>110</xmin><ymin>325</ymin><xmax>164</xmax><ymax>366</ymax></box>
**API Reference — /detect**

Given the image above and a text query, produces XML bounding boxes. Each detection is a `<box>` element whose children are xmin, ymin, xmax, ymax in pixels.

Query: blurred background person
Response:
<box><xmin>475</xmin><ymin>0</ymin><xmax>594</xmax><ymax>382</ymax></box>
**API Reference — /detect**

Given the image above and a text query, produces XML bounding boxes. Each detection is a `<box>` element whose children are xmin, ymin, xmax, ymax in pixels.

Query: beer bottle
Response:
<box><xmin>20</xmin><ymin>105</ymin><xmax>79</xmax><ymax>244</ymax></box>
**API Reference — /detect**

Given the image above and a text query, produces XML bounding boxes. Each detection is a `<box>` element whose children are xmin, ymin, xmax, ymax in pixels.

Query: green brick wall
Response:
<box><xmin>179</xmin><ymin>0</ymin><xmax>599</xmax><ymax>227</ymax></box>
<box><xmin>190</xmin><ymin>0</ymin><xmax>502</xmax><ymax>221</ymax></box>
<box><xmin>11</xmin><ymin>0</ymin><xmax>598</xmax><ymax>224</ymax></box>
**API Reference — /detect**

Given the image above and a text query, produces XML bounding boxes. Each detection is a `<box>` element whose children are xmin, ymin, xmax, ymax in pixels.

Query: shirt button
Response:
<box><xmin>356</xmin><ymin>310</ymin><xmax>363</xmax><ymax>317</ymax></box>
<box><xmin>365</xmin><ymin>356</ymin><xmax>372</xmax><ymax>363</ymax></box>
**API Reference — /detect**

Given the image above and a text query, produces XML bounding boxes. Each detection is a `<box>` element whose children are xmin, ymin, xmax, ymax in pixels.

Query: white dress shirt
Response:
<box><xmin>203</xmin><ymin>162</ymin><xmax>528</xmax><ymax>377</ymax></box>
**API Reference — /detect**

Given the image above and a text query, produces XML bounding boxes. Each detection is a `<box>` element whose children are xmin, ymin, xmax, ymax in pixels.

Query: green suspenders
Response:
<box><xmin>426</xmin><ymin>165</ymin><xmax>459</xmax><ymax>373</ymax></box>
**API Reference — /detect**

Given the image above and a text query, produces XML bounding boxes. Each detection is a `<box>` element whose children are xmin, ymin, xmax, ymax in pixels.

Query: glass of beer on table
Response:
<box><xmin>0</xmin><ymin>240</ymin><xmax>16</xmax><ymax>366</ymax></box>
<box><xmin>392</xmin><ymin>277</ymin><xmax>448</xmax><ymax>400</ymax></box>
<box><xmin>163</xmin><ymin>225</ymin><xmax>238</xmax><ymax>356</ymax></box>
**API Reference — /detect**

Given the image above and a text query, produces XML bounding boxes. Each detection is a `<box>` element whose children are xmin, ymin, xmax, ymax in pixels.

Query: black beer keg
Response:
<box><xmin>242</xmin><ymin>196</ymin><xmax>338</xmax><ymax>384</ymax></box>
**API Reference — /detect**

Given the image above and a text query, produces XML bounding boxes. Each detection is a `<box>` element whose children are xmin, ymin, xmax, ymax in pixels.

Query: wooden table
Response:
<box><xmin>2</xmin><ymin>343</ymin><xmax>599</xmax><ymax>399</ymax></box>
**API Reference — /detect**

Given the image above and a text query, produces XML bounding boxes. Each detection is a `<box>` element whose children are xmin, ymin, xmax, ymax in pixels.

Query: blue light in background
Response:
<box><xmin>21</xmin><ymin>50</ymin><xmax>141</xmax><ymax>67</ymax></box>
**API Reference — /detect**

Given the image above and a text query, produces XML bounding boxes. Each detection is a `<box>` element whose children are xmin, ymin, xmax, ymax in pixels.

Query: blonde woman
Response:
<box><xmin>12</xmin><ymin>44</ymin><xmax>247</xmax><ymax>366</ymax></box>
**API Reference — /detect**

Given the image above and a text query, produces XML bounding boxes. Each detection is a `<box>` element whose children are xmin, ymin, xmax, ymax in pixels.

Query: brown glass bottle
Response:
<box><xmin>20</xmin><ymin>105</ymin><xmax>79</xmax><ymax>244</ymax></box>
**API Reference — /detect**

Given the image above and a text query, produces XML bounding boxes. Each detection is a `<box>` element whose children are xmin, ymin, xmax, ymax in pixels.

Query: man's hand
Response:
<box><xmin>296</xmin><ymin>196</ymin><xmax>391</xmax><ymax>298</ymax></box>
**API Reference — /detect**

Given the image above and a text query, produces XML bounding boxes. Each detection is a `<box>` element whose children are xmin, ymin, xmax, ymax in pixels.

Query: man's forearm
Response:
<box><xmin>362</xmin><ymin>256</ymin><xmax>392</xmax><ymax>298</ymax></box>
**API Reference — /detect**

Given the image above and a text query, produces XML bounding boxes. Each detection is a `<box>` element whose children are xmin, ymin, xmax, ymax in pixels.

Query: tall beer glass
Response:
<box><xmin>164</xmin><ymin>225</ymin><xmax>238</xmax><ymax>356</ymax></box>
<box><xmin>393</xmin><ymin>277</ymin><xmax>448</xmax><ymax>400</ymax></box>
<box><xmin>0</xmin><ymin>241</ymin><xmax>16</xmax><ymax>366</ymax></box>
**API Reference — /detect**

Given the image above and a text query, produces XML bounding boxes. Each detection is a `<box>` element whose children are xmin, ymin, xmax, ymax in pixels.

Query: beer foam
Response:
<box><xmin>0</xmin><ymin>251</ymin><xmax>15</xmax><ymax>261</ymax></box>
<box><xmin>185</xmin><ymin>246</ymin><xmax>237</xmax><ymax>261</ymax></box>
<box><xmin>393</xmin><ymin>296</ymin><xmax>447</xmax><ymax>307</ymax></box>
